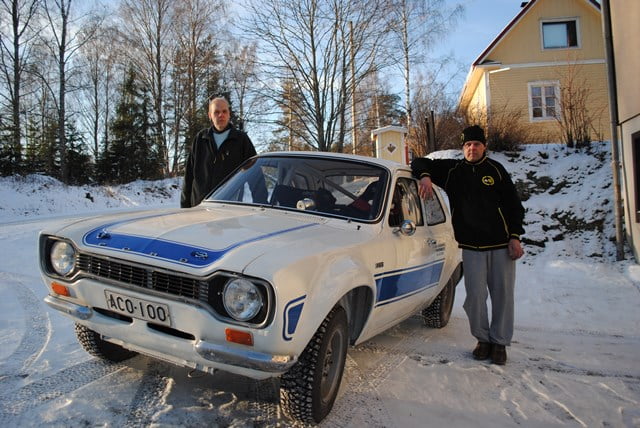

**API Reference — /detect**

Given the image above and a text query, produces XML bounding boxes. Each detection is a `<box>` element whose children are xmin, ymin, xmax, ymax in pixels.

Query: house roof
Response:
<box><xmin>458</xmin><ymin>0</ymin><xmax>602</xmax><ymax>110</ymax></box>
<box><xmin>472</xmin><ymin>0</ymin><xmax>601</xmax><ymax>66</ymax></box>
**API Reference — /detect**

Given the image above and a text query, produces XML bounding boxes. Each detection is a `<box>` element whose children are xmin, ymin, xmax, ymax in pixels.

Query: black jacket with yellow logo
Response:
<box><xmin>411</xmin><ymin>155</ymin><xmax>524</xmax><ymax>251</ymax></box>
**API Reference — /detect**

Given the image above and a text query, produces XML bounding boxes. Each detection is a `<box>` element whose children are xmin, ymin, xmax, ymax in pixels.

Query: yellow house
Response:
<box><xmin>603</xmin><ymin>0</ymin><xmax>640</xmax><ymax>261</ymax></box>
<box><xmin>458</xmin><ymin>0</ymin><xmax>611</xmax><ymax>143</ymax></box>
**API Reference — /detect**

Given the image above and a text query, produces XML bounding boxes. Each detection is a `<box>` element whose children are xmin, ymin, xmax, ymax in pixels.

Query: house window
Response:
<box><xmin>541</xmin><ymin>19</ymin><xmax>579</xmax><ymax>49</ymax></box>
<box><xmin>528</xmin><ymin>81</ymin><xmax>559</xmax><ymax>121</ymax></box>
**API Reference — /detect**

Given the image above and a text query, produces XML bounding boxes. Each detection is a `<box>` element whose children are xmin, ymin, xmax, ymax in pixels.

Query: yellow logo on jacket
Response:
<box><xmin>482</xmin><ymin>176</ymin><xmax>495</xmax><ymax>186</ymax></box>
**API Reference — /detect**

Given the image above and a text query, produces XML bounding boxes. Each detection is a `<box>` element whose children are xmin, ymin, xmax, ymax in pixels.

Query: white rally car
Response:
<box><xmin>39</xmin><ymin>151</ymin><xmax>462</xmax><ymax>424</ymax></box>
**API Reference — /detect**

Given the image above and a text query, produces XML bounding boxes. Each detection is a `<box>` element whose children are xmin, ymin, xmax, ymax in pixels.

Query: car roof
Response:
<box><xmin>257</xmin><ymin>151</ymin><xmax>412</xmax><ymax>175</ymax></box>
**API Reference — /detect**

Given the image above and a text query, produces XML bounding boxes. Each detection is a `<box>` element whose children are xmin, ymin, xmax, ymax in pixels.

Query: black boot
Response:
<box><xmin>491</xmin><ymin>344</ymin><xmax>507</xmax><ymax>365</ymax></box>
<box><xmin>472</xmin><ymin>342</ymin><xmax>491</xmax><ymax>360</ymax></box>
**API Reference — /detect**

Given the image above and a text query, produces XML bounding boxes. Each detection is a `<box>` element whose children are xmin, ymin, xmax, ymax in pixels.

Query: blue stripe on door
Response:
<box><xmin>374</xmin><ymin>260</ymin><xmax>444</xmax><ymax>307</ymax></box>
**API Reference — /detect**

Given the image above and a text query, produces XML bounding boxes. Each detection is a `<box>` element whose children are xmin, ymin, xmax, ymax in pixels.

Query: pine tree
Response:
<box><xmin>65</xmin><ymin>120</ymin><xmax>93</xmax><ymax>184</ymax></box>
<box><xmin>98</xmin><ymin>67</ymin><xmax>162</xmax><ymax>184</ymax></box>
<box><xmin>268</xmin><ymin>77</ymin><xmax>311</xmax><ymax>152</ymax></box>
<box><xmin>0</xmin><ymin>117</ymin><xmax>14</xmax><ymax>175</ymax></box>
<box><xmin>25</xmin><ymin>115</ymin><xmax>59</xmax><ymax>178</ymax></box>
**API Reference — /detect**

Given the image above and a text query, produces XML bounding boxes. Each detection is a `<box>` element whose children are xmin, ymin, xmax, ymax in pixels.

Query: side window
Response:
<box><xmin>423</xmin><ymin>194</ymin><xmax>446</xmax><ymax>226</ymax></box>
<box><xmin>388</xmin><ymin>178</ymin><xmax>424</xmax><ymax>227</ymax></box>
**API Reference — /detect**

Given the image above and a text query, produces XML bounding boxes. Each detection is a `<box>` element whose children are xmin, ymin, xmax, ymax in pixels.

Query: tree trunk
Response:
<box><xmin>58</xmin><ymin>1</ymin><xmax>69</xmax><ymax>183</ymax></box>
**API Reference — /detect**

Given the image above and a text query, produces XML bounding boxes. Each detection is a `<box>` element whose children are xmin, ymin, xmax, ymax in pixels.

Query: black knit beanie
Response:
<box><xmin>461</xmin><ymin>125</ymin><xmax>486</xmax><ymax>145</ymax></box>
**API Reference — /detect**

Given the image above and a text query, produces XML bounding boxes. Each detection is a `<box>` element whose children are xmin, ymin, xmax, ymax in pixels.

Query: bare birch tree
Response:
<box><xmin>39</xmin><ymin>0</ymin><xmax>99</xmax><ymax>183</ymax></box>
<box><xmin>386</xmin><ymin>0</ymin><xmax>462</xmax><ymax>127</ymax></box>
<box><xmin>223</xmin><ymin>40</ymin><xmax>259</xmax><ymax>132</ymax></box>
<box><xmin>76</xmin><ymin>22</ymin><xmax>118</xmax><ymax>160</ymax></box>
<box><xmin>0</xmin><ymin>0</ymin><xmax>41</xmax><ymax>173</ymax></box>
<box><xmin>244</xmin><ymin>0</ymin><xmax>389</xmax><ymax>152</ymax></box>
<box><xmin>170</xmin><ymin>0</ymin><xmax>222</xmax><ymax>175</ymax></box>
<box><xmin>118</xmin><ymin>0</ymin><xmax>173</xmax><ymax>176</ymax></box>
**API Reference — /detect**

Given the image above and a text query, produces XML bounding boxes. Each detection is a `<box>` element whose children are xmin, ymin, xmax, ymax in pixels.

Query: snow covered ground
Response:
<box><xmin>0</xmin><ymin>143</ymin><xmax>639</xmax><ymax>427</ymax></box>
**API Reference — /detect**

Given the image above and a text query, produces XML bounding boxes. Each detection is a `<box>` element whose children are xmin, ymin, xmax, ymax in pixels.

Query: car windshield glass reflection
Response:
<box><xmin>209</xmin><ymin>156</ymin><xmax>388</xmax><ymax>222</ymax></box>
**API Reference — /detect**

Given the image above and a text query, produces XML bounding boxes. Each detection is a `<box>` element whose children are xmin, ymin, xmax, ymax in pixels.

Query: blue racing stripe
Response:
<box><xmin>374</xmin><ymin>260</ymin><xmax>444</xmax><ymax>307</ymax></box>
<box><xmin>82</xmin><ymin>222</ymin><xmax>318</xmax><ymax>268</ymax></box>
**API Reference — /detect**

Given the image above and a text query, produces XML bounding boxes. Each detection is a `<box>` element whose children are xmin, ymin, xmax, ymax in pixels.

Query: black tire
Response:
<box><xmin>74</xmin><ymin>323</ymin><xmax>137</xmax><ymax>362</ymax></box>
<box><xmin>422</xmin><ymin>277</ymin><xmax>456</xmax><ymax>329</ymax></box>
<box><xmin>280</xmin><ymin>306</ymin><xmax>349</xmax><ymax>424</ymax></box>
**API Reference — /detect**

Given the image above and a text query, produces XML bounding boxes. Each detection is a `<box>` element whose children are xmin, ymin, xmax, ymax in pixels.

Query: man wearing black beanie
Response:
<box><xmin>411</xmin><ymin>125</ymin><xmax>524</xmax><ymax>365</ymax></box>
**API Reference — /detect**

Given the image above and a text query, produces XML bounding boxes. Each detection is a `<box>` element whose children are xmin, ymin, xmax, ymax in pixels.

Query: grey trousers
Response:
<box><xmin>462</xmin><ymin>248</ymin><xmax>515</xmax><ymax>346</ymax></box>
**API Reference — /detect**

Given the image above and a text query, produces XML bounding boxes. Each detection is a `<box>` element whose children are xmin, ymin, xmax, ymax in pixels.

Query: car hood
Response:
<box><xmin>54</xmin><ymin>205</ymin><xmax>361</xmax><ymax>273</ymax></box>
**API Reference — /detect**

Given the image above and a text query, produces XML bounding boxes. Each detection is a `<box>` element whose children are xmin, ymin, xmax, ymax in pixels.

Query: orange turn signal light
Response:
<box><xmin>51</xmin><ymin>282</ymin><xmax>70</xmax><ymax>297</ymax></box>
<box><xmin>225</xmin><ymin>328</ymin><xmax>253</xmax><ymax>346</ymax></box>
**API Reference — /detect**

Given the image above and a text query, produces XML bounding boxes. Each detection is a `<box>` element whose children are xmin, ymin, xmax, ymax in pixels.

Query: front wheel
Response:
<box><xmin>75</xmin><ymin>323</ymin><xmax>137</xmax><ymax>362</ymax></box>
<box><xmin>422</xmin><ymin>276</ymin><xmax>456</xmax><ymax>328</ymax></box>
<box><xmin>280</xmin><ymin>306</ymin><xmax>349</xmax><ymax>424</ymax></box>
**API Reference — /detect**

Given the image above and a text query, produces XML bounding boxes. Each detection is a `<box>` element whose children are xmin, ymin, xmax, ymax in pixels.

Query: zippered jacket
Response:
<box><xmin>412</xmin><ymin>155</ymin><xmax>525</xmax><ymax>251</ymax></box>
<box><xmin>181</xmin><ymin>126</ymin><xmax>256</xmax><ymax>208</ymax></box>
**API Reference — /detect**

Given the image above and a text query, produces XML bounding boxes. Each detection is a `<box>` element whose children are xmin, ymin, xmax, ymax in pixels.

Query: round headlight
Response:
<box><xmin>222</xmin><ymin>278</ymin><xmax>263</xmax><ymax>322</ymax></box>
<box><xmin>50</xmin><ymin>241</ymin><xmax>76</xmax><ymax>276</ymax></box>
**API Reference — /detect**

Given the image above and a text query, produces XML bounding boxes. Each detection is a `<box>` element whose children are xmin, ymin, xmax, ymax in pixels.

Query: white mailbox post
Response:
<box><xmin>371</xmin><ymin>125</ymin><xmax>409</xmax><ymax>165</ymax></box>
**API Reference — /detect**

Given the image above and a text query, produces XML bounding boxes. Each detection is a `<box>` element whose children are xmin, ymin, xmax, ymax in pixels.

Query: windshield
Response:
<box><xmin>208</xmin><ymin>156</ymin><xmax>389</xmax><ymax>222</ymax></box>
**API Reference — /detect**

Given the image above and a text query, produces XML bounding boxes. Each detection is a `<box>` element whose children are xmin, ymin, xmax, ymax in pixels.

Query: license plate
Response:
<box><xmin>104</xmin><ymin>290</ymin><xmax>171</xmax><ymax>327</ymax></box>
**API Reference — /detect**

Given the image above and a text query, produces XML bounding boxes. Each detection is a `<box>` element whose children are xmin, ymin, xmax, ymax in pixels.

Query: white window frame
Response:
<box><xmin>540</xmin><ymin>17</ymin><xmax>581</xmax><ymax>50</ymax></box>
<box><xmin>528</xmin><ymin>81</ymin><xmax>560</xmax><ymax>122</ymax></box>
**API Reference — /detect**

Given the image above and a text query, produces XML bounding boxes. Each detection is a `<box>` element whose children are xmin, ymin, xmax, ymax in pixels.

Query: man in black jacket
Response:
<box><xmin>181</xmin><ymin>97</ymin><xmax>257</xmax><ymax>208</ymax></box>
<box><xmin>411</xmin><ymin>125</ymin><xmax>525</xmax><ymax>365</ymax></box>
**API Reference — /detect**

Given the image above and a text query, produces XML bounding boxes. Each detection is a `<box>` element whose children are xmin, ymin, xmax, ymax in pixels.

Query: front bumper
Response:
<box><xmin>44</xmin><ymin>294</ymin><xmax>297</xmax><ymax>377</ymax></box>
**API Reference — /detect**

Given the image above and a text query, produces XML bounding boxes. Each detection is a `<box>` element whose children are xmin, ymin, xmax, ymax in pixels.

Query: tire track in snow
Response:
<box><xmin>515</xmin><ymin>324</ymin><xmax>639</xmax><ymax>341</ymax></box>
<box><xmin>123</xmin><ymin>359</ymin><xmax>172</xmax><ymax>427</ymax></box>
<box><xmin>0</xmin><ymin>275</ymin><xmax>50</xmax><ymax>385</ymax></box>
<box><xmin>404</xmin><ymin>323</ymin><xmax>640</xmax><ymax>427</ymax></box>
<box><xmin>0</xmin><ymin>359</ymin><xmax>126</xmax><ymax>424</ymax></box>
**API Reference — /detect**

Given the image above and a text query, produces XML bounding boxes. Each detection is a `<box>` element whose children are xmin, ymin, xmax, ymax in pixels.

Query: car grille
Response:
<box><xmin>77</xmin><ymin>253</ymin><xmax>208</xmax><ymax>302</ymax></box>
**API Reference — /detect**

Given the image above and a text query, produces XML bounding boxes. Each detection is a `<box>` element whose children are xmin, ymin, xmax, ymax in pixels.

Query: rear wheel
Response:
<box><xmin>422</xmin><ymin>277</ymin><xmax>456</xmax><ymax>328</ymax></box>
<box><xmin>280</xmin><ymin>306</ymin><xmax>348</xmax><ymax>424</ymax></box>
<box><xmin>74</xmin><ymin>323</ymin><xmax>137</xmax><ymax>362</ymax></box>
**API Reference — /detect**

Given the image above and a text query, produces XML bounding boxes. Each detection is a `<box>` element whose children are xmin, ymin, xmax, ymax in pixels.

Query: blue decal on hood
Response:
<box><xmin>82</xmin><ymin>220</ymin><xmax>318</xmax><ymax>268</ymax></box>
<box><xmin>374</xmin><ymin>260</ymin><xmax>444</xmax><ymax>307</ymax></box>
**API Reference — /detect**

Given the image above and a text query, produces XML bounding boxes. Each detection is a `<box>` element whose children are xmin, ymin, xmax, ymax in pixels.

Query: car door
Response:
<box><xmin>368</xmin><ymin>175</ymin><xmax>445</xmax><ymax>333</ymax></box>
